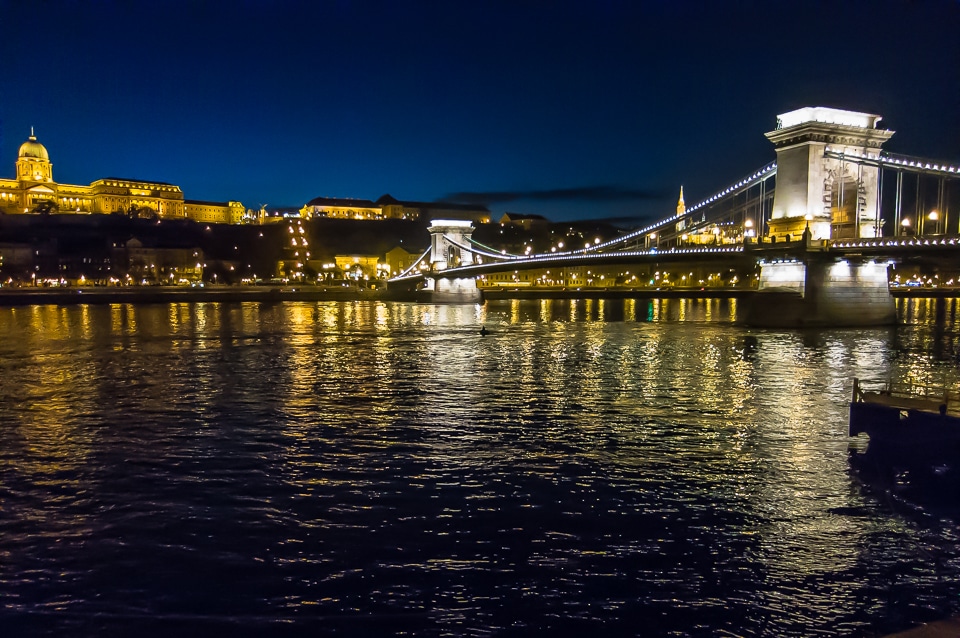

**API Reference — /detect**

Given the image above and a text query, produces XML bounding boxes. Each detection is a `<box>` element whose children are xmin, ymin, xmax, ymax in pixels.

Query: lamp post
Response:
<box><xmin>928</xmin><ymin>210</ymin><xmax>940</xmax><ymax>235</ymax></box>
<box><xmin>901</xmin><ymin>218</ymin><xmax>911</xmax><ymax>236</ymax></box>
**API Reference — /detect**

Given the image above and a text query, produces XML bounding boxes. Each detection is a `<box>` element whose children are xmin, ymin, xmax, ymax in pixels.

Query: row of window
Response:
<box><xmin>97</xmin><ymin>180</ymin><xmax>179</xmax><ymax>192</ymax></box>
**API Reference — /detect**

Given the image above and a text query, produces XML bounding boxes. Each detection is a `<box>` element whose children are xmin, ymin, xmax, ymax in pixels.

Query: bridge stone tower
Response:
<box><xmin>428</xmin><ymin>219</ymin><xmax>477</xmax><ymax>269</ymax></box>
<box><xmin>421</xmin><ymin>219</ymin><xmax>482</xmax><ymax>302</ymax></box>
<box><xmin>766</xmin><ymin>107</ymin><xmax>894</xmax><ymax>241</ymax></box>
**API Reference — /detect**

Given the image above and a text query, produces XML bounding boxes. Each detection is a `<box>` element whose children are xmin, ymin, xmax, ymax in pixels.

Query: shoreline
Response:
<box><xmin>0</xmin><ymin>286</ymin><xmax>388</xmax><ymax>307</ymax></box>
<box><xmin>0</xmin><ymin>285</ymin><xmax>953</xmax><ymax>307</ymax></box>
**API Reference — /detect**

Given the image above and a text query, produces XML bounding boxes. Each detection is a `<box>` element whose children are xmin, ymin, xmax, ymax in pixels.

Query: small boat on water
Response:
<box><xmin>850</xmin><ymin>378</ymin><xmax>960</xmax><ymax>460</ymax></box>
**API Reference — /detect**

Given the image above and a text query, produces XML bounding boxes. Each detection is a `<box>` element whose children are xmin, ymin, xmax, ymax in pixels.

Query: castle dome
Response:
<box><xmin>18</xmin><ymin>129</ymin><xmax>49</xmax><ymax>161</ymax></box>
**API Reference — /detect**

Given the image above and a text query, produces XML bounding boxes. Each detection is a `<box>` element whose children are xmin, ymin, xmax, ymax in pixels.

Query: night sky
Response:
<box><xmin>1</xmin><ymin>1</ymin><xmax>958</xmax><ymax>223</ymax></box>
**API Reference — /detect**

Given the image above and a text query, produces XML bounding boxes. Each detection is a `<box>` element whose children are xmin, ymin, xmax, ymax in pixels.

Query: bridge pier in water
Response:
<box><xmin>746</xmin><ymin>245</ymin><xmax>895</xmax><ymax>327</ymax></box>
<box><xmin>419</xmin><ymin>219</ymin><xmax>483</xmax><ymax>303</ymax></box>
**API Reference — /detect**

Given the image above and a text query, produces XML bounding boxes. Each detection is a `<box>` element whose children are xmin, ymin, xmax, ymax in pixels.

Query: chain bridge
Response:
<box><xmin>389</xmin><ymin>107</ymin><xmax>960</xmax><ymax>326</ymax></box>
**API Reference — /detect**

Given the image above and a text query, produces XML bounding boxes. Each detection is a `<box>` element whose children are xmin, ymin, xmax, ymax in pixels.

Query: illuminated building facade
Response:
<box><xmin>0</xmin><ymin>130</ymin><xmax>245</xmax><ymax>224</ymax></box>
<box><xmin>302</xmin><ymin>197</ymin><xmax>383</xmax><ymax>220</ymax></box>
<box><xmin>334</xmin><ymin>254</ymin><xmax>384</xmax><ymax>280</ymax></box>
<box><xmin>302</xmin><ymin>193</ymin><xmax>491</xmax><ymax>223</ymax></box>
<box><xmin>384</xmin><ymin>246</ymin><xmax>421</xmax><ymax>277</ymax></box>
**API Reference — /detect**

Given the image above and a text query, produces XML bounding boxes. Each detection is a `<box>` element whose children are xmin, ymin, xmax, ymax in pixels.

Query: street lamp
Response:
<box><xmin>744</xmin><ymin>219</ymin><xmax>754</xmax><ymax>238</ymax></box>
<box><xmin>928</xmin><ymin>210</ymin><xmax>940</xmax><ymax>235</ymax></box>
<box><xmin>901</xmin><ymin>218</ymin><xmax>911</xmax><ymax>236</ymax></box>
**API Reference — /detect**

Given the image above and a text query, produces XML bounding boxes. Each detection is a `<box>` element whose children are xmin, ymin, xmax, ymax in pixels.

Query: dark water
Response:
<box><xmin>1</xmin><ymin>297</ymin><xmax>959</xmax><ymax>637</ymax></box>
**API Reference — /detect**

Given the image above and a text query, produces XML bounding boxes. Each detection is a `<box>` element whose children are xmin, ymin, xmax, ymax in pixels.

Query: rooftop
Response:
<box><xmin>776</xmin><ymin>107</ymin><xmax>883</xmax><ymax>130</ymax></box>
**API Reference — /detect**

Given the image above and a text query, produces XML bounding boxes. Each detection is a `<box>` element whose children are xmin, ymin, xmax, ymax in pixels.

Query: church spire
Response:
<box><xmin>676</xmin><ymin>186</ymin><xmax>686</xmax><ymax>216</ymax></box>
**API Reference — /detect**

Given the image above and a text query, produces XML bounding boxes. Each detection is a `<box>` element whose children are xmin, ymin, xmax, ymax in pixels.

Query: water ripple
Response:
<box><xmin>0</xmin><ymin>299</ymin><xmax>958</xmax><ymax>636</ymax></box>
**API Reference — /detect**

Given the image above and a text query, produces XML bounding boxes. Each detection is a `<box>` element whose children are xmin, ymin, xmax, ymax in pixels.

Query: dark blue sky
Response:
<box><xmin>1</xmin><ymin>0</ymin><xmax>957</xmax><ymax>223</ymax></box>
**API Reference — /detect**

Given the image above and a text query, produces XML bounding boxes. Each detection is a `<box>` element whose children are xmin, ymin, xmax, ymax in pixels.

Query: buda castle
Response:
<box><xmin>0</xmin><ymin>130</ymin><xmax>246</xmax><ymax>224</ymax></box>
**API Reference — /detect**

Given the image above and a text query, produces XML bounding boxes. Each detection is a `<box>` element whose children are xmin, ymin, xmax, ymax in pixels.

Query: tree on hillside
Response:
<box><xmin>33</xmin><ymin>200</ymin><xmax>59</xmax><ymax>216</ymax></box>
<box><xmin>124</xmin><ymin>204</ymin><xmax>158</xmax><ymax>220</ymax></box>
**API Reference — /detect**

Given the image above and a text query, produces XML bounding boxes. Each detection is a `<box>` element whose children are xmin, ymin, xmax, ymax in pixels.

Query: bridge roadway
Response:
<box><xmin>393</xmin><ymin>234</ymin><xmax>960</xmax><ymax>284</ymax></box>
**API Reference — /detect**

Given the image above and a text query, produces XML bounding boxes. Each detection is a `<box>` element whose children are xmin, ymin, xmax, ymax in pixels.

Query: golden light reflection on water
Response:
<box><xmin>650</xmin><ymin>298</ymin><xmax>661</xmax><ymax>321</ymax></box>
<box><xmin>1</xmin><ymin>297</ymin><xmax>959</xmax><ymax>631</ymax></box>
<box><xmin>539</xmin><ymin>298</ymin><xmax>550</xmax><ymax>323</ymax></box>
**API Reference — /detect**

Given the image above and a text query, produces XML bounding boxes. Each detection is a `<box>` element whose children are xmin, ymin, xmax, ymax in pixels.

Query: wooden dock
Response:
<box><xmin>883</xmin><ymin>617</ymin><xmax>960</xmax><ymax>637</ymax></box>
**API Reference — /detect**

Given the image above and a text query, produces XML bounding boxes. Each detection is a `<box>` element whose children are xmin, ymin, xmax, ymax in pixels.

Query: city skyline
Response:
<box><xmin>1</xmin><ymin>0</ymin><xmax>957</xmax><ymax>223</ymax></box>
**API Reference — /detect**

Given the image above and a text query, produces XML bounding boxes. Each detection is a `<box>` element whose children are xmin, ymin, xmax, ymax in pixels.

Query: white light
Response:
<box><xmin>777</xmin><ymin>107</ymin><xmax>881</xmax><ymax>129</ymax></box>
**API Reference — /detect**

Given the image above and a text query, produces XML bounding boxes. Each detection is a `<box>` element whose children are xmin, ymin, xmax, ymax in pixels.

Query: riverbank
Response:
<box><xmin>480</xmin><ymin>287</ymin><xmax>756</xmax><ymax>301</ymax></box>
<box><xmin>0</xmin><ymin>284</ymin><xmax>955</xmax><ymax>306</ymax></box>
<box><xmin>0</xmin><ymin>285</ymin><xmax>389</xmax><ymax>306</ymax></box>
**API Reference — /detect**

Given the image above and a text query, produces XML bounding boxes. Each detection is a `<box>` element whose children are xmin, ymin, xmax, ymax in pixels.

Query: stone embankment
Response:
<box><xmin>0</xmin><ymin>285</ymin><xmax>394</xmax><ymax>306</ymax></box>
<box><xmin>0</xmin><ymin>285</ymin><xmax>952</xmax><ymax>307</ymax></box>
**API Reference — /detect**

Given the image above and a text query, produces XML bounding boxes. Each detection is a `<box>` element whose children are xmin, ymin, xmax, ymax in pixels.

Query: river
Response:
<box><xmin>1</xmin><ymin>297</ymin><xmax>958</xmax><ymax>636</ymax></box>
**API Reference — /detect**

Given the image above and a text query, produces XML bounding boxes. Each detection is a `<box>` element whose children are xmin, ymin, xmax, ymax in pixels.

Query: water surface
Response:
<box><xmin>1</xmin><ymin>297</ymin><xmax>958</xmax><ymax>636</ymax></box>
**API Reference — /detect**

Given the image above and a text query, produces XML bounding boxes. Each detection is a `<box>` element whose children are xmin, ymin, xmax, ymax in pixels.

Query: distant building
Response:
<box><xmin>384</xmin><ymin>245</ymin><xmax>423</xmax><ymax>277</ymax></box>
<box><xmin>499</xmin><ymin>212</ymin><xmax>550</xmax><ymax>230</ymax></box>
<box><xmin>301</xmin><ymin>193</ymin><xmax>492</xmax><ymax>223</ymax></box>
<box><xmin>259</xmin><ymin>206</ymin><xmax>303</xmax><ymax>223</ymax></box>
<box><xmin>0</xmin><ymin>242</ymin><xmax>34</xmax><ymax>272</ymax></box>
<box><xmin>386</xmin><ymin>196</ymin><xmax>491</xmax><ymax>224</ymax></box>
<box><xmin>376</xmin><ymin>194</ymin><xmax>421</xmax><ymax>220</ymax></box>
<box><xmin>334</xmin><ymin>254</ymin><xmax>384</xmax><ymax>281</ymax></box>
<box><xmin>184</xmin><ymin>199</ymin><xmax>246</xmax><ymax>225</ymax></box>
<box><xmin>0</xmin><ymin>129</ymin><xmax>244</xmax><ymax>224</ymax></box>
<box><xmin>302</xmin><ymin>197</ymin><xmax>382</xmax><ymax>220</ymax></box>
<box><xmin>675</xmin><ymin>186</ymin><xmax>687</xmax><ymax>232</ymax></box>
<box><xmin>114</xmin><ymin>238</ymin><xmax>205</xmax><ymax>284</ymax></box>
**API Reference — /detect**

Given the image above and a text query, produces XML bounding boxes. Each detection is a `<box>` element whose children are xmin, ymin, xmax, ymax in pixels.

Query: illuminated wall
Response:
<box><xmin>748</xmin><ymin>258</ymin><xmax>895</xmax><ymax>327</ymax></box>
<box><xmin>184</xmin><ymin>200</ymin><xmax>245</xmax><ymax>224</ymax></box>
<box><xmin>89</xmin><ymin>178</ymin><xmax>185</xmax><ymax>217</ymax></box>
<box><xmin>757</xmin><ymin>261</ymin><xmax>806</xmax><ymax>294</ymax></box>
<box><xmin>815</xmin><ymin>260</ymin><xmax>895</xmax><ymax>324</ymax></box>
